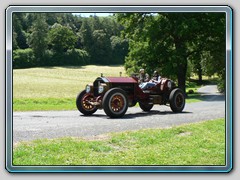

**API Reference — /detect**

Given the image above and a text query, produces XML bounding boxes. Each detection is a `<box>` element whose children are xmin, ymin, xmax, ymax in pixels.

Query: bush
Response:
<box><xmin>217</xmin><ymin>79</ymin><xmax>225</xmax><ymax>93</ymax></box>
<box><xmin>13</xmin><ymin>48</ymin><xmax>90</xmax><ymax>68</ymax></box>
<box><xmin>41</xmin><ymin>50</ymin><xmax>54</xmax><ymax>66</ymax></box>
<box><xmin>49</xmin><ymin>49</ymin><xmax>89</xmax><ymax>66</ymax></box>
<box><xmin>13</xmin><ymin>48</ymin><xmax>35</xmax><ymax>68</ymax></box>
<box><xmin>66</xmin><ymin>49</ymin><xmax>90</xmax><ymax>65</ymax></box>
<box><xmin>50</xmin><ymin>49</ymin><xmax>89</xmax><ymax>66</ymax></box>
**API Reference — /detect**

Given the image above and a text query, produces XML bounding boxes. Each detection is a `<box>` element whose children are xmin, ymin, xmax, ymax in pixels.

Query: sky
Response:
<box><xmin>72</xmin><ymin>13</ymin><xmax>113</xmax><ymax>17</ymax></box>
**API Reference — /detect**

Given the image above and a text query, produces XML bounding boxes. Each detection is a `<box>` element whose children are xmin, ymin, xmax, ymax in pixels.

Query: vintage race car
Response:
<box><xmin>76</xmin><ymin>75</ymin><xmax>185</xmax><ymax>118</ymax></box>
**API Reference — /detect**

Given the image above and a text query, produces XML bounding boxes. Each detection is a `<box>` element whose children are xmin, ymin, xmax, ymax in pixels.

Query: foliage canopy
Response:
<box><xmin>117</xmin><ymin>12</ymin><xmax>226</xmax><ymax>92</ymax></box>
<box><xmin>13</xmin><ymin>13</ymin><xmax>128</xmax><ymax>68</ymax></box>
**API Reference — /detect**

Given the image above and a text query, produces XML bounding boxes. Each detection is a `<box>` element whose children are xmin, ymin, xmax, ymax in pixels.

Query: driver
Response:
<box><xmin>140</xmin><ymin>70</ymin><xmax>161</xmax><ymax>90</ymax></box>
<box><xmin>138</xmin><ymin>68</ymin><xmax>150</xmax><ymax>84</ymax></box>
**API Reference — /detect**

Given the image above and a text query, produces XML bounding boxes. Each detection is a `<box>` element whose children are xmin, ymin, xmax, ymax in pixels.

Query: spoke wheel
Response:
<box><xmin>110</xmin><ymin>94</ymin><xmax>125</xmax><ymax>113</ymax></box>
<box><xmin>81</xmin><ymin>94</ymin><xmax>95</xmax><ymax>111</ymax></box>
<box><xmin>176</xmin><ymin>94</ymin><xmax>184</xmax><ymax>108</ymax></box>
<box><xmin>76</xmin><ymin>90</ymin><xmax>97</xmax><ymax>115</ymax></box>
<box><xmin>103</xmin><ymin>88</ymin><xmax>128</xmax><ymax>118</ymax></box>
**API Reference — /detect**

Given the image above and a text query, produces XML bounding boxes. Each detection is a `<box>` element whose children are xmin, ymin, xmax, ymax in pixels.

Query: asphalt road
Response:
<box><xmin>13</xmin><ymin>85</ymin><xmax>225</xmax><ymax>144</ymax></box>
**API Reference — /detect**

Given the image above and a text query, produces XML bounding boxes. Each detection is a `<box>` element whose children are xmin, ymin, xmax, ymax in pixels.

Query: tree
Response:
<box><xmin>91</xmin><ymin>29</ymin><xmax>112</xmax><ymax>64</ymax></box>
<box><xmin>202</xmin><ymin>14</ymin><xmax>226</xmax><ymax>92</ymax></box>
<box><xmin>79</xmin><ymin>19</ymin><xmax>94</xmax><ymax>60</ymax></box>
<box><xmin>79</xmin><ymin>16</ymin><xmax>127</xmax><ymax>65</ymax></box>
<box><xmin>13</xmin><ymin>13</ymin><xmax>28</xmax><ymax>49</ymax></box>
<box><xmin>13</xmin><ymin>31</ymin><xmax>19</xmax><ymax>50</ymax></box>
<box><xmin>48</xmin><ymin>25</ymin><xmax>77</xmax><ymax>53</ymax></box>
<box><xmin>28</xmin><ymin>14</ymin><xmax>48</xmax><ymax>64</ymax></box>
<box><xmin>117</xmin><ymin>13</ymin><xmax>226</xmax><ymax>93</ymax></box>
<box><xmin>90</xmin><ymin>15</ymin><xmax>102</xmax><ymax>30</ymax></box>
<box><xmin>111</xmin><ymin>36</ymin><xmax>129</xmax><ymax>64</ymax></box>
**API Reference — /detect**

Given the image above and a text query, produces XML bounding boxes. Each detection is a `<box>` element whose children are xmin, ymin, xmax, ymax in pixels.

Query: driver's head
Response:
<box><xmin>139</xmin><ymin>69</ymin><xmax>145</xmax><ymax>74</ymax></box>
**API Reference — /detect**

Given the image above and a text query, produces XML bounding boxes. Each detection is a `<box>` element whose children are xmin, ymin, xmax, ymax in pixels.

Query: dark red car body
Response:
<box><xmin>76</xmin><ymin>75</ymin><xmax>185</xmax><ymax>118</ymax></box>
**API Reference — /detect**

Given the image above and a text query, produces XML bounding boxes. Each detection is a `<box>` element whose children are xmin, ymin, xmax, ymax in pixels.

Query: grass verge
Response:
<box><xmin>13</xmin><ymin>118</ymin><xmax>225</xmax><ymax>165</ymax></box>
<box><xmin>186</xmin><ymin>93</ymin><xmax>202</xmax><ymax>103</ymax></box>
<box><xmin>13</xmin><ymin>98</ymin><xmax>76</xmax><ymax>111</ymax></box>
<box><xmin>13</xmin><ymin>95</ymin><xmax>200</xmax><ymax>111</ymax></box>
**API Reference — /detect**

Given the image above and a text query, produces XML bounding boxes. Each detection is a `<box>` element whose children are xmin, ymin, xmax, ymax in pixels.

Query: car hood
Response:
<box><xmin>102</xmin><ymin>77</ymin><xmax>138</xmax><ymax>83</ymax></box>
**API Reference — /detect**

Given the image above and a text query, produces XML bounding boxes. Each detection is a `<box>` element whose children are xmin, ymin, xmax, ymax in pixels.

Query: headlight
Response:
<box><xmin>98</xmin><ymin>85</ymin><xmax>104</xmax><ymax>94</ymax></box>
<box><xmin>86</xmin><ymin>85</ymin><xmax>91</xmax><ymax>93</ymax></box>
<box><xmin>167</xmin><ymin>81</ymin><xmax>172</xmax><ymax>89</ymax></box>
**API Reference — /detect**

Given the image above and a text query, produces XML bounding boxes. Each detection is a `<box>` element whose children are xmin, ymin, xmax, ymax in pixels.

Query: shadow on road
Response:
<box><xmin>121</xmin><ymin>110</ymin><xmax>192</xmax><ymax>120</ymax></box>
<box><xmin>200</xmin><ymin>94</ymin><xmax>225</xmax><ymax>101</ymax></box>
<box><xmin>188</xmin><ymin>93</ymin><xmax>225</xmax><ymax>102</ymax></box>
<box><xmin>80</xmin><ymin>110</ymin><xmax>192</xmax><ymax>120</ymax></box>
<box><xmin>194</xmin><ymin>84</ymin><xmax>225</xmax><ymax>102</ymax></box>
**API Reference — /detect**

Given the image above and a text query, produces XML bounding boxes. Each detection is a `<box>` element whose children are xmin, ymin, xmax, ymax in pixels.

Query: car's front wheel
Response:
<box><xmin>76</xmin><ymin>90</ymin><xmax>97</xmax><ymax>115</ymax></box>
<box><xmin>102</xmin><ymin>88</ymin><xmax>128</xmax><ymax>118</ymax></box>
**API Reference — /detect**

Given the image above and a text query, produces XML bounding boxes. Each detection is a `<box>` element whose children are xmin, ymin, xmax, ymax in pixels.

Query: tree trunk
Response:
<box><xmin>174</xmin><ymin>38</ymin><xmax>187</xmax><ymax>96</ymax></box>
<box><xmin>198</xmin><ymin>67</ymin><xmax>203</xmax><ymax>84</ymax></box>
<box><xmin>177</xmin><ymin>61</ymin><xmax>187</xmax><ymax>96</ymax></box>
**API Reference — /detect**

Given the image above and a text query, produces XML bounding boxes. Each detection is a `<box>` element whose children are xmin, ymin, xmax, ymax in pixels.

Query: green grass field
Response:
<box><xmin>13</xmin><ymin>118</ymin><xmax>225</xmax><ymax>165</ymax></box>
<box><xmin>13</xmin><ymin>66</ymin><xmax>126</xmax><ymax>111</ymax></box>
<box><xmin>13</xmin><ymin>65</ymin><xmax>201</xmax><ymax>111</ymax></box>
<box><xmin>13</xmin><ymin>65</ymin><xmax>126</xmax><ymax>99</ymax></box>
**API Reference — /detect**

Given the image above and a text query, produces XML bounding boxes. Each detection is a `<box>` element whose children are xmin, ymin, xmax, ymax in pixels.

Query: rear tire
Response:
<box><xmin>76</xmin><ymin>90</ymin><xmax>97</xmax><ymax>115</ymax></box>
<box><xmin>102</xmin><ymin>88</ymin><xmax>128</xmax><ymax>118</ymax></box>
<box><xmin>169</xmin><ymin>88</ymin><xmax>185</xmax><ymax>113</ymax></box>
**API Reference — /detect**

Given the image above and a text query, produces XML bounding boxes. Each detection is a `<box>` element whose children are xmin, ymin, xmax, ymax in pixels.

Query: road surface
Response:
<box><xmin>13</xmin><ymin>85</ymin><xmax>225</xmax><ymax>143</ymax></box>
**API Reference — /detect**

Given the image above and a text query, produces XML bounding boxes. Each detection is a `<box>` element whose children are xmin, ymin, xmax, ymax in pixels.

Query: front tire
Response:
<box><xmin>139</xmin><ymin>102</ymin><xmax>153</xmax><ymax>111</ymax></box>
<box><xmin>169</xmin><ymin>88</ymin><xmax>185</xmax><ymax>113</ymax></box>
<box><xmin>76</xmin><ymin>90</ymin><xmax>97</xmax><ymax>115</ymax></box>
<box><xmin>102</xmin><ymin>88</ymin><xmax>128</xmax><ymax>118</ymax></box>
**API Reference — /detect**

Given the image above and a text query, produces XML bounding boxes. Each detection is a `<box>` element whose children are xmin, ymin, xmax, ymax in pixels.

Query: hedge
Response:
<box><xmin>13</xmin><ymin>48</ymin><xmax>90</xmax><ymax>68</ymax></box>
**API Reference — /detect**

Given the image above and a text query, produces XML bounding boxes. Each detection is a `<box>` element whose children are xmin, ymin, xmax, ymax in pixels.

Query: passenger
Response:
<box><xmin>151</xmin><ymin>70</ymin><xmax>161</xmax><ymax>83</ymax></box>
<box><xmin>138</xmin><ymin>68</ymin><xmax>150</xmax><ymax>84</ymax></box>
<box><xmin>140</xmin><ymin>70</ymin><xmax>161</xmax><ymax>90</ymax></box>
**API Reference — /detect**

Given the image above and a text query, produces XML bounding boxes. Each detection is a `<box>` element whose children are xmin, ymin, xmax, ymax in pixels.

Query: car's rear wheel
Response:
<box><xmin>169</xmin><ymin>88</ymin><xmax>185</xmax><ymax>113</ymax></box>
<box><xmin>102</xmin><ymin>88</ymin><xmax>128</xmax><ymax>118</ymax></box>
<box><xmin>139</xmin><ymin>102</ymin><xmax>153</xmax><ymax>111</ymax></box>
<box><xmin>76</xmin><ymin>90</ymin><xmax>97</xmax><ymax>115</ymax></box>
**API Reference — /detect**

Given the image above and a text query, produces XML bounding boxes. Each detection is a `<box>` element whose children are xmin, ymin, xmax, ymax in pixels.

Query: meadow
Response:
<box><xmin>13</xmin><ymin>65</ymin><xmax>126</xmax><ymax>111</ymax></box>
